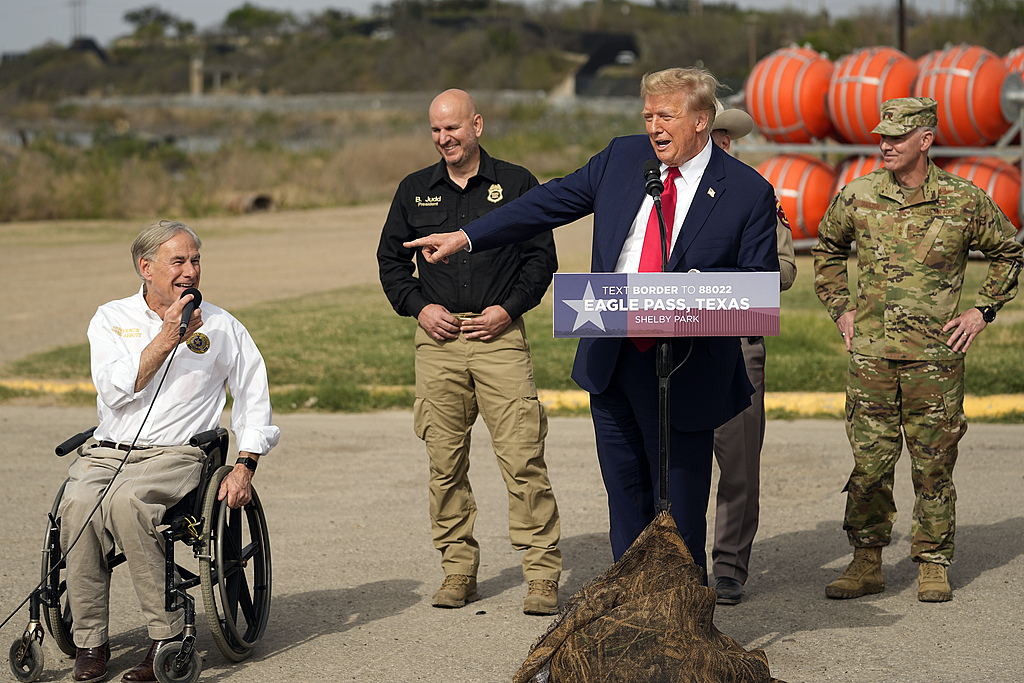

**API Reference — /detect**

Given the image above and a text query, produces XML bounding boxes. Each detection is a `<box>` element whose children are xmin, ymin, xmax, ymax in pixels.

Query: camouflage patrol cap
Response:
<box><xmin>871</xmin><ymin>97</ymin><xmax>939</xmax><ymax>136</ymax></box>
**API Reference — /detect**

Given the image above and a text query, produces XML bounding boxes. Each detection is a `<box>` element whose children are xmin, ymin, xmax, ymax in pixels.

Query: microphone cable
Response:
<box><xmin>1</xmin><ymin>335</ymin><xmax>185</xmax><ymax>633</ymax></box>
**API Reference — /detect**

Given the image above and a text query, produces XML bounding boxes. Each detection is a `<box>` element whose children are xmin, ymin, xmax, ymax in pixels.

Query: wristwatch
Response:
<box><xmin>235</xmin><ymin>456</ymin><xmax>258</xmax><ymax>472</ymax></box>
<box><xmin>975</xmin><ymin>306</ymin><xmax>997</xmax><ymax>323</ymax></box>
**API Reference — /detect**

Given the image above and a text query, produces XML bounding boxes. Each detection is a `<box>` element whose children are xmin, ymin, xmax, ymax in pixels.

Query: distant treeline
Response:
<box><xmin>3</xmin><ymin>0</ymin><xmax>1024</xmax><ymax>223</ymax></box>
<box><xmin>2</xmin><ymin>0</ymin><xmax>1024</xmax><ymax>102</ymax></box>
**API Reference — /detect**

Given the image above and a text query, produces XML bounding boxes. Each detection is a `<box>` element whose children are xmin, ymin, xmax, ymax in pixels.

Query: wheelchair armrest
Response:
<box><xmin>55</xmin><ymin>427</ymin><xmax>97</xmax><ymax>457</ymax></box>
<box><xmin>189</xmin><ymin>427</ymin><xmax>227</xmax><ymax>448</ymax></box>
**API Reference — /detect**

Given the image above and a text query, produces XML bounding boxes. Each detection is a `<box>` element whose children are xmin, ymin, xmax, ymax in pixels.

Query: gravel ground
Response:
<box><xmin>1</xmin><ymin>408</ymin><xmax>1022</xmax><ymax>683</ymax></box>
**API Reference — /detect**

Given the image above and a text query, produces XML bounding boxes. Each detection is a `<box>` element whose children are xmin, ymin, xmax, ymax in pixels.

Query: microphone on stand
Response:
<box><xmin>642</xmin><ymin>159</ymin><xmax>670</xmax><ymax>272</ymax></box>
<box><xmin>643</xmin><ymin>158</ymin><xmax>664</xmax><ymax>199</ymax></box>
<box><xmin>178</xmin><ymin>287</ymin><xmax>202</xmax><ymax>338</ymax></box>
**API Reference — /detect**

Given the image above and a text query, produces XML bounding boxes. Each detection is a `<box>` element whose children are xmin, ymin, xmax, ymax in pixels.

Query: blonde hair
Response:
<box><xmin>641</xmin><ymin>66</ymin><xmax>720</xmax><ymax>129</ymax></box>
<box><xmin>131</xmin><ymin>220</ymin><xmax>201</xmax><ymax>280</ymax></box>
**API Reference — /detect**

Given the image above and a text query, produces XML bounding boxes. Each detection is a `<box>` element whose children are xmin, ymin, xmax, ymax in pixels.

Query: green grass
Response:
<box><xmin>219</xmin><ymin>283</ymin><xmax>581</xmax><ymax>409</ymax></box>
<box><xmin>765</xmin><ymin>263</ymin><xmax>855</xmax><ymax>393</ymax></box>
<box><xmin>4</xmin><ymin>256</ymin><xmax>1023</xmax><ymax>418</ymax></box>
<box><xmin>765</xmin><ymin>256</ymin><xmax>1024</xmax><ymax>397</ymax></box>
<box><xmin>5</xmin><ymin>345</ymin><xmax>92</xmax><ymax>380</ymax></box>
<box><xmin>0</xmin><ymin>384</ymin><xmax>40</xmax><ymax>400</ymax></box>
<box><xmin>766</xmin><ymin>311</ymin><xmax>851</xmax><ymax>392</ymax></box>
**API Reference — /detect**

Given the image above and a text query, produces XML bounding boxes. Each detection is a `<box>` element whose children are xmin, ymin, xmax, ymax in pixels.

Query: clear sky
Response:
<box><xmin>0</xmin><ymin>0</ymin><xmax>963</xmax><ymax>55</ymax></box>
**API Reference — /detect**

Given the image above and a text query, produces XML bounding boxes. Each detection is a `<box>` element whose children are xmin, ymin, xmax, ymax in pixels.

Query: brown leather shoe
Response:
<box><xmin>121</xmin><ymin>637</ymin><xmax>181</xmax><ymax>683</ymax></box>
<box><xmin>74</xmin><ymin>643</ymin><xmax>110</xmax><ymax>683</ymax></box>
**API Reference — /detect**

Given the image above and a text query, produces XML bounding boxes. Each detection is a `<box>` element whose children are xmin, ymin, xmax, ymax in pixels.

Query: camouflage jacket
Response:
<box><xmin>813</xmin><ymin>160</ymin><xmax>1023</xmax><ymax>361</ymax></box>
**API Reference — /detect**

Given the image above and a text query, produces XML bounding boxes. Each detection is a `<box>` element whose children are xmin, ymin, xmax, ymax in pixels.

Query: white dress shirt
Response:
<box><xmin>88</xmin><ymin>285</ymin><xmax>280</xmax><ymax>455</ymax></box>
<box><xmin>615</xmin><ymin>137</ymin><xmax>714</xmax><ymax>273</ymax></box>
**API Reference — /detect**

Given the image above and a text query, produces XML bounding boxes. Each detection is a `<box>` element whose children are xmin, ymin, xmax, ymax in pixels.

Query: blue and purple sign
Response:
<box><xmin>553</xmin><ymin>272</ymin><xmax>780</xmax><ymax>338</ymax></box>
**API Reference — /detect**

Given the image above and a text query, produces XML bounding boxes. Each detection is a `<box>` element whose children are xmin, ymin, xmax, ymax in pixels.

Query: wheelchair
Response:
<box><xmin>9</xmin><ymin>427</ymin><xmax>272</xmax><ymax>683</ymax></box>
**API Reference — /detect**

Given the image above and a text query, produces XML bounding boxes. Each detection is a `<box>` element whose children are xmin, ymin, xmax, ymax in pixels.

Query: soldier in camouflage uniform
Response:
<box><xmin>813</xmin><ymin>97</ymin><xmax>1023</xmax><ymax>603</ymax></box>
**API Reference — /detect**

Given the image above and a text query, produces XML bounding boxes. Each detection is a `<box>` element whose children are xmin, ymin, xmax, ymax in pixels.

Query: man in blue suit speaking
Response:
<box><xmin>405</xmin><ymin>67</ymin><xmax>780</xmax><ymax>576</ymax></box>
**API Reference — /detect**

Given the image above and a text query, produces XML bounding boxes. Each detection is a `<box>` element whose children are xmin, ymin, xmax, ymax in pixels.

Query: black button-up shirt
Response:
<box><xmin>378</xmin><ymin>148</ymin><xmax>557</xmax><ymax>321</ymax></box>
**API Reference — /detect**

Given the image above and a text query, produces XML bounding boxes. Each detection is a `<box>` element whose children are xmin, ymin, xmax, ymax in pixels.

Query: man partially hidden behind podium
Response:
<box><xmin>404</xmin><ymin>67</ymin><xmax>780</xmax><ymax>576</ymax></box>
<box><xmin>63</xmin><ymin>220</ymin><xmax>279</xmax><ymax>683</ymax></box>
<box><xmin>709</xmin><ymin>101</ymin><xmax>797</xmax><ymax>605</ymax></box>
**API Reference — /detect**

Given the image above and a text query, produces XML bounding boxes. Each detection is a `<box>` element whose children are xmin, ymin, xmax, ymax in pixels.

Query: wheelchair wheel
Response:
<box><xmin>41</xmin><ymin>481</ymin><xmax>76</xmax><ymax>657</ymax></box>
<box><xmin>8</xmin><ymin>639</ymin><xmax>44</xmax><ymax>683</ymax></box>
<box><xmin>153</xmin><ymin>642</ymin><xmax>202</xmax><ymax>683</ymax></box>
<box><xmin>199</xmin><ymin>466</ymin><xmax>272</xmax><ymax>662</ymax></box>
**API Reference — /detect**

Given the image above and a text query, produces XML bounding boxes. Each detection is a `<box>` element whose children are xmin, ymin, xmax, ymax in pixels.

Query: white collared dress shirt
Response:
<box><xmin>88</xmin><ymin>285</ymin><xmax>280</xmax><ymax>455</ymax></box>
<box><xmin>615</xmin><ymin>137</ymin><xmax>714</xmax><ymax>273</ymax></box>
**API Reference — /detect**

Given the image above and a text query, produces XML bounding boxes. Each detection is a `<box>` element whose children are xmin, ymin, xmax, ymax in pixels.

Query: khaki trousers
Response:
<box><xmin>413</xmin><ymin>318</ymin><xmax>561</xmax><ymax>582</ymax></box>
<box><xmin>59</xmin><ymin>444</ymin><xmax>204</xmax><ymax>647</ymax></box>
<box><xmin>712</xmin><ymin>336</ymin><xmax>765</xmax><ymax>584</ymax></box>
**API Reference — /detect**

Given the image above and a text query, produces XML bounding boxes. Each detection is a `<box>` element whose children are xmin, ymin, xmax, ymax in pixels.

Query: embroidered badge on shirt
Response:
<box><xmin>186</xmin><ymin>332</ymin><xmax>210</xmax><ymax>354</ymax></box>
<box><xmin>775</xmin><ymin>198</ymin><xmax>792</xmax><ymax>230</ymax></box>
<box><xmin>487</xmin><ymin>184</ymin><xmax>504</xmax><ymax>204</ymax></box>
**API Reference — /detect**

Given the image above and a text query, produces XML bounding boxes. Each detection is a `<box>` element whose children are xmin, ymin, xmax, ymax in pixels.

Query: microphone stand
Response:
<box><xmin>652</xmin><ymin>193</ymin><xmax>691</xmax><ymax>514</ymax></box>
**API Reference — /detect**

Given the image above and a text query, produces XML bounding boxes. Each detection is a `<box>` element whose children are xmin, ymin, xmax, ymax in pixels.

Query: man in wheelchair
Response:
<box><xmin>62</xmin><ymin>220</ymin><xmax>279</xmax><ymax>683</ymax></box>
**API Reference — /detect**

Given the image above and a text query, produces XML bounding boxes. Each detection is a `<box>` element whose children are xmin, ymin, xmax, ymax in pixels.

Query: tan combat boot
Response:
<box><xmin>825</xmin><ymin>547</ymin><xmax>885</xmax><ymax>599</ymax></box>
<box><xmin>917</xmin><ymin>562</ymin><xmax>952</xmax><ymax>602</ymax></box>
<box><xmin>523</xmin><ymin>579</ymin><xmax>559</xmax><ymax>616</ymax></box>
<box><xmin>432</xmin><ymin>574</ymin><xmax>479</xmax><ymax>608</ymax></box>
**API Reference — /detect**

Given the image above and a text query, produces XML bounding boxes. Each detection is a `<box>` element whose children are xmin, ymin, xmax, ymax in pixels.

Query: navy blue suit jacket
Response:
<box><xmin>465</xmin><ymin>135</ymin><xmax>780</xmax><ymax>431</ymax></box>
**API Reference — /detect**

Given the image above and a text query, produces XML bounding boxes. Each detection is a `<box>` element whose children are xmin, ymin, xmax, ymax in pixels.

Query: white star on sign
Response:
<box><xmin>562</xmin><ymin>282</ymin><xmax>607</xmax><ymax>332</ymax></box>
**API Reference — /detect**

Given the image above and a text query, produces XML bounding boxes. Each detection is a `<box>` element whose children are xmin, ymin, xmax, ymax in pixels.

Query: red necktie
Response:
<box><xmin>633</xmin><ymin>166</ymin><xmax>681</xmax><ymax>352</ymax></box>
<box><xmin>638</xmin><ymin>166</ymin><xmax>681</xmax><ymax>273</ymax></box>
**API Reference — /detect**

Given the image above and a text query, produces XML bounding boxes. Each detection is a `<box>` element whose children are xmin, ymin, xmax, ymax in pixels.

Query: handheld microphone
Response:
<box><xmin>178</xmin><ymin>287</ymin><xmax>202</xmax><ymax>338</ymax></box>
<box><xmin>643</xmin><ymin>158</ymin><xmax>664</xmax><ymax>198</ymax></box>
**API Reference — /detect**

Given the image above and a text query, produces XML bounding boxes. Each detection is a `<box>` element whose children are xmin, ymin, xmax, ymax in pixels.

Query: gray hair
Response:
<box><xmin>131</xmin><ymin>220</ymin><xmax>202</xmax><ymax>280</ymax></box>
<box><xmin>641</xmin><ymin>66</ymin><xmax>720</xmax><ymax>130</ymax></box>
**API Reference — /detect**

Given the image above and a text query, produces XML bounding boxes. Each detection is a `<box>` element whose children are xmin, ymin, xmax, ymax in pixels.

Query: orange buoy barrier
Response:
<box><xmin>757</xmin><ymin>154</ymin><xmax>837</xmax><ymax>240</ymax></box>
<box><xmin>940</xmin><ymin>156</ymin><xmax>1021</xmax><ymax>228</ymax></box>
<box><xmin>914</xmin><ymin>44</ymin><xmax>1011</xmax><ymax>146</ymax></box>
<box><xmin>917</xmin><ymin>49</ymin><xmax>942</xmax><ymax>72</ymax></box>
<box><xmin>828</xmin><ymin>47</ymin><xmax>919</xmax><ymax>144</ymax></box>
<box><xmin>832</xmin><ymin>156</ymin><xmax>884</xmax><ymax>196</ymax></box>
<box><xmin>746</xmin><ymin>45</ymin><xmax>834</xmax><ymax>143</ymax></box>
<box><xmin>1004</xmin><ymin>46</ymin><xmax>1024</xmax><ymax>73</ymax></box>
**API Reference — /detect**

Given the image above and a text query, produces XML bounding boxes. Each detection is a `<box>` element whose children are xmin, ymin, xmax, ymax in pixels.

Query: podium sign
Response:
<box><xmin>553</xmin><ymin>272</ymin><xmax>780</xmax><ymax>338</ymax></box>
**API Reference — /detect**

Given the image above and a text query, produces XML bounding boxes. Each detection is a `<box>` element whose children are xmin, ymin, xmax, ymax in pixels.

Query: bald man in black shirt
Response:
<box><xmin>377</xmin><ymin>89</ymin><xmax>561</xmax><ymax>615</ymax></box>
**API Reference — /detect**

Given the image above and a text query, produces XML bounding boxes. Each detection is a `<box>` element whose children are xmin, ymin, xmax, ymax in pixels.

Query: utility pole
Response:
<box><xmin>69</xmin><ymin>0</ymin><xmax>85</xmax><ymax>41</ymax></box>
<box><xmin>897</xmin><ymin>0</ymin><xmax>906</xmax><ymax>53</ymax></box>
<box><xmin>746</xmin><ymin>15</ymin><xmax>759</xmax><ymax>72</ymax></box>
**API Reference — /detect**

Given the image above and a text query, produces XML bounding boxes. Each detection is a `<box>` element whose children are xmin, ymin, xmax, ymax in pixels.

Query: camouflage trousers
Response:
<box><xmin>842</xmin><ymin>354</ymin><xmax>967</xmax><ymax>565</ymax></box>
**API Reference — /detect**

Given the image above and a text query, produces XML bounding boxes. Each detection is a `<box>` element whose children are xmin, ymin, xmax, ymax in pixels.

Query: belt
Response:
<box><xmin>97</xmin><ymin>441</ymin><xmax>153</xmax><ymax>452</ymax></box>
